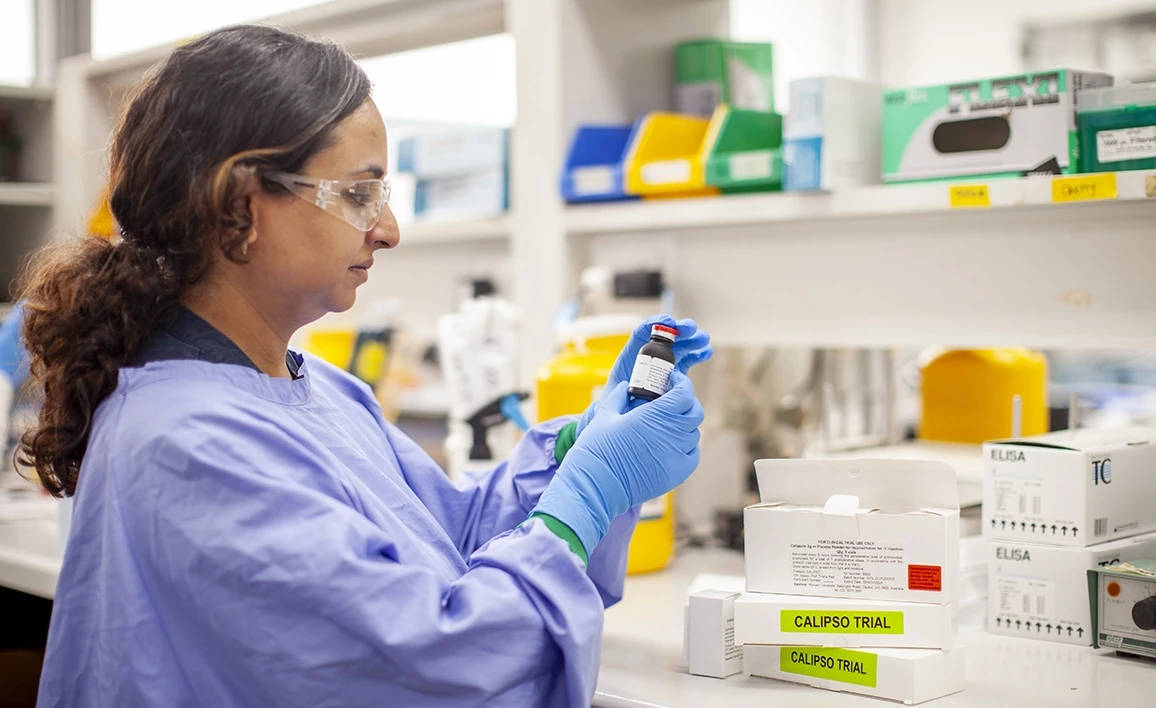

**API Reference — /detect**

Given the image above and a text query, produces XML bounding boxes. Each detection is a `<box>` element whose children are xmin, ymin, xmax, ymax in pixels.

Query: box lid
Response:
<box><xmin>985</xmin><ymin>427</ymin><xmax>1156</xmax><ymax>453</ymax></box>
<box><xmin>753</xmin><ymin>458</ymin><xmax>959</xmax><ymax>510</ymax></box>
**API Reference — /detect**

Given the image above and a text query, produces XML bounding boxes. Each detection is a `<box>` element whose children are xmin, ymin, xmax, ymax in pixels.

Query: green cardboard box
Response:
<box><xmin>675</xmin><ymin>39</ymin><xmax>774</xmax><ymax>118</ymax></box>
<box><xmin>882</xmin><ymin>69</ymin><xmax>1113</xmax><ymax>183</ymax></box>
<box><xmin>1087</xmin><ymin>559</ymin><xmax>1156</xmax><ymax>659</ymax></box>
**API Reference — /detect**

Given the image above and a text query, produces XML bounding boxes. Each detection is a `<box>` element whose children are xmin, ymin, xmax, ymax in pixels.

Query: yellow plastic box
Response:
<box><xmin>623</xmin><ymin>112</ymin><xmax>720</xmax><ymax>199</ymax></box>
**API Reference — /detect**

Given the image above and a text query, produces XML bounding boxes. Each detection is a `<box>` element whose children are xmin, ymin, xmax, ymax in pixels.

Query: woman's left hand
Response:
<box><xmin>574</xmin><ymin>314</ymin><xmax>712</xmax><ymax>439</ymax></box>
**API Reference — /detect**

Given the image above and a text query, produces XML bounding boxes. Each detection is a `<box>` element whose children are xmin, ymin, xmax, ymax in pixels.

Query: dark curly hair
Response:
<box><xmin>17</xmin><ymin>24</ymin><xmax>372</xmax><ymax>497</ymax></box>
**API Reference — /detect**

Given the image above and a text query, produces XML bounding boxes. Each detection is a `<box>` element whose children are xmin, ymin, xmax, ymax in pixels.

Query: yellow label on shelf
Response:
<box><xmin>780</xmin><ymin>610</ymin><xmax>904</xmax><ymax>634</ymax></box>
<box><xmin>949</xmin><ymin>185</ymin><xmax>990</xmax><ymax>208</ymax></box>
<box><xmin>1052</xmin><ymin>173</ymin><xmax>1117</xmax><ymax>203</ymax></box>
<box><xmin>780</xmin><ymin>647</ymin><xmax>878</xmax><ymax>688</ymax></box>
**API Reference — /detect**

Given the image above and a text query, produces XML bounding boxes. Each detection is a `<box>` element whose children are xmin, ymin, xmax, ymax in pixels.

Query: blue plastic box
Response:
<box><xmin>560</xmin><ymin>124</ymin><xmax>640</xmax><ymax>203</ymax></box>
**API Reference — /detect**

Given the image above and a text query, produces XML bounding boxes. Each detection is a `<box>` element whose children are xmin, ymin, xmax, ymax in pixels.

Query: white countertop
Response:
<box><xmin>0</xmin><ymin>491</ymin><xmax>62</xmax><ymax>599</ymax></box>
<box><xmin>4</xmin><ymin>504</ymin><xmax>1155</xmax><ymax>707</ymax></box>
<box><xmin>597</xmin><ymin>548</ymin><xmax>1156</xmax><ymax>708</ymax></box>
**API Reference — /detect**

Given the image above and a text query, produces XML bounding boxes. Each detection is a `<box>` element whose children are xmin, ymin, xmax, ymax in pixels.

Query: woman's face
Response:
<box><xmin>247</xmin><ymin>99</ymin><xmax>399</xmax><ymax>325</ymax></box>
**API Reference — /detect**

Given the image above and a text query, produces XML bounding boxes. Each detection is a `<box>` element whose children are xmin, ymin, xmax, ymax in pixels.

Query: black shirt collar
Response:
<box><xmin>131</xmin><ymin>305</ymin><xmax>302</xmax><ymax>379</ymax></box>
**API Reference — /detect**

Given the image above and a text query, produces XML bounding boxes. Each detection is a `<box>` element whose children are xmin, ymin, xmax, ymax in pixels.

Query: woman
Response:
<box><xmin>25</xmin><ymin>25</ymin><xmax>712</xmax><ymax>708</ymax></box>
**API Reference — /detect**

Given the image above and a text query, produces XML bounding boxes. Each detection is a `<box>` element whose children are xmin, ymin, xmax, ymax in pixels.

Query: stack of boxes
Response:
<box><xmin>783</xmin><ymin>77</ymin><xmax>882</xmax><ymax>193</ymax></box>
<box><xmin>689</xmin><ymin>459</ymin><xmax>966</xmax><ymax>704</ymax></box>
<box><xmin>396</xmin><ymin>126</ymin><xmax>509</xmax><ymax>221</ymax></box>
<box><xmin>984</xmin><ymin>427</ymin><xmax>1156</xmax><ymax>647</ymax></box>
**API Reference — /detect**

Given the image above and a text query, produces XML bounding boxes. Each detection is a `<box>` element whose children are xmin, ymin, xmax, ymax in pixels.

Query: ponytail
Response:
<box><xmin>18</xmin><ymin>236</ymin><xmax>178</xmax><ymax>496</ymax></box>
<box><xmin>15</xmin><ymin>24</ymin><xmax>370</xmax><ymax>497</ymax></box>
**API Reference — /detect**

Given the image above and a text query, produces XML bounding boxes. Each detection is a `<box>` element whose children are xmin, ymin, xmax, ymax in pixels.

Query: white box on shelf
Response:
<box><xmin>744</xmin><ymin>644</ymin><xmax>966</xmax><ymax>705</ymax></box>
<box><xmin>983</xmin><ymin>427</ymin><xmax>1156</xmax><ymax>547</ymax></box>
<box><xmin>734</xmin><ymin>592</ymin><xmax>956</xmax><ymax>650</ymax></box>
<box><xmin>685</xmin><ymin>590</ymin><xmax>744</xmax><ymax>678</ymax></box>
<box><xmin>396</xmin><ymin>127</ymin><xmax>508</xmax><ymax>178</ymax></box>
<box><xmin>745</xmin><ymin>459</ymin><xmax>960</xmax><ymax>604</ymax></box>
<box><xmin>783</xmin><ymin>76</ymin><xmax>882</xmax><ymax>192</ymax></box>
<box><xmin>413</xmin><ymin>168</ymin><xmax>508</xmax><ymax>221</ymax></box>
<box><xmin>987</xmin><ymin>530</ymin><xmax>1156</xmax><ymax>645</ymax></box>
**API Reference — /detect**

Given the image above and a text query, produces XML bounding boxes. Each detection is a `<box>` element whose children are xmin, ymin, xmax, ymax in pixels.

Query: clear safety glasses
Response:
<box><xmin>264</xmin><ymin>171</ymin><xmax>392</xmax><ymax>232</ymax></box>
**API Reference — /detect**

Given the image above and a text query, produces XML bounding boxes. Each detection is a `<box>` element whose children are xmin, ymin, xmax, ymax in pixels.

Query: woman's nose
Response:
<box><xmin>371</xmin><ymin>206</ymin><xmax>400</xmax><ymax>249</ymax></box>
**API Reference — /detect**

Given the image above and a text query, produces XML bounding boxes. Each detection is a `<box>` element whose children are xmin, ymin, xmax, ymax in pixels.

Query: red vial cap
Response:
<box><xmin>651</xmin><ymin>324</ymin><xmax>678</xmax><ymax>339</ymax></box>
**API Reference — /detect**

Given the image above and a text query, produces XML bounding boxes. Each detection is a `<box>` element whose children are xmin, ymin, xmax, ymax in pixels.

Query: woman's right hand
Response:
<box><xmin>533</xmin><ymin>370</ymin><xmax>704</xmax><ymax>555</ymax></box>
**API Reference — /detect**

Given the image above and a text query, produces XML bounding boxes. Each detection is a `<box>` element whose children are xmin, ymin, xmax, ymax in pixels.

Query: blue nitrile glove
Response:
<box><xmin>0</xmin><ymin>304</ymin><xmax>29</xmax><ymax>392</ymax></box>
<box><xmin>574</xmin><ymin>315</ymin><xmax>712</xmax><ymax>439</ymax></box>
<box><xmin>534</xmin><ymin>370</ymin><xmax>704</xmax><ymax>555</ymax></box>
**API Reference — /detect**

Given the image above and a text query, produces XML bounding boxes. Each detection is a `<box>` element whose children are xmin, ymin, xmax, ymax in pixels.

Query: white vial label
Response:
<box><xmin>629</xmin><ymin>354</ymin><xmax>674</xmax><ymax>396</ymax></box>
<box><xmin>1097</xmin><ymin>126</ymin><xmax>1156</xmax><ymax>163</ymax></box>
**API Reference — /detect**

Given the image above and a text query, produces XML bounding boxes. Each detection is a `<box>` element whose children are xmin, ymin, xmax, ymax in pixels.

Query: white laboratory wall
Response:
<box><xmin>361</xmin><ymin>34</ymin><xmax>516</xmax><ymax>127</ymax></box>
<box><xmin>0</xmin><ymin>0</ymin><xmax>35</xmax><ymax>86</ymax></box>
<box><xmin>730</xmin><ymin>0</ymin><xmax>879</xmax><ymax>110</ymax></box>
<box><xmin>878</xmin><ymin>0</ymin><xmax>1156</xmax><ymax>87</ymax></box>
<box><xmin>90</xmin><ymin>0</ymin><xmax>328</xmax><ymax>59</ymax></box>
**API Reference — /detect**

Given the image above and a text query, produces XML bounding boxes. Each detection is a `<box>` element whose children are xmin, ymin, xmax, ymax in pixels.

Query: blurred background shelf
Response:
<box><xmin>0</xmin><ymin>183</ymin><xmax>54</xmax><ymax>208</ymax></box>
<box><xmin>400</xmin><ymin>216</ymin><xmax>510</xmax><ymax>246</ymax></box>
<box><xmin>566</xmin><ymin>170</ymin><xmax>1156</xmax><ymax>235</ymax></box>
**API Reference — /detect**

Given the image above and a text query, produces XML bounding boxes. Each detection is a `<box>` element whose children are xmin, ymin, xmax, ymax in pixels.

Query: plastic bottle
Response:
<box><xmin>628</xmin><ymin>324</ymin><xmax>678</xmax><ymax>400</ymax></box>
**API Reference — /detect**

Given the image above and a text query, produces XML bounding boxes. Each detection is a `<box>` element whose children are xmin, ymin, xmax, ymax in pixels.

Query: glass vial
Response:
<box><xmin>628</xmin><ymin>324</ymin><xmax>677</xmax><ymax>401</ymax></box>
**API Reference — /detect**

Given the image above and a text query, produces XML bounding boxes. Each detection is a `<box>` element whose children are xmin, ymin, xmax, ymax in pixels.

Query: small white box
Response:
<box><xmin>745</xmin><ymin>459</ymin><xmax>960</xmax><ymax>604</ymax></box>
<box><xmin>413</xmin><ymin>168</ymin><xmax>508</xmax><ymax>221</ymax></box>
<box><xmin>744</xmin><ymin>644</ymin><xmax>965</xmax><ymax>705</ymax></box>
<box><xmin>686</xmin><ymin>590</ymin><xmax>744</xmax><ymax>678</ymax></box>
<box><xmin>734</xmin><ymin>592</ymin><xmax>956</xmax><ymax>650</ymax></box>
<box><xmin>783</xmin><ymin>77</ymin><xmax>882</xmax><ymax>192</ymax></box>
<box><xmin>983</xmin><ymin>427</ymin><xmax>1156</xmax><ymax>548</ymax></box>
<box><xmin>397</xmin><ymin>127</ymin><xmax>508</xmax><ymax>178</ymax></box>
<box><xmin>988</xmin><ymin>531</ymin><xmax>1156</xmax><ymax>645</ymax></box>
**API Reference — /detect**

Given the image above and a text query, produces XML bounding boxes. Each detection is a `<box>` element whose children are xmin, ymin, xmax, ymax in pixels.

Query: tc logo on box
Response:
<box><xmin>1094</xmin><ymin>458</ymin><xmax>1113</xmax><ymax>486</ymax></box>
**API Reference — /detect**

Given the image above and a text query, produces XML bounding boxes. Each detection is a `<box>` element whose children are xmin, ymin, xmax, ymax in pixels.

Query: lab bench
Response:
<box><xmin>3</xmin><ymin>504</ymin><xmax>1155</xmax><ymax>707</ymax></box>
<box><xmin>596</xmin><ymin>548</ymin><xmax>1156</xmax><ymax>708</ymax></box>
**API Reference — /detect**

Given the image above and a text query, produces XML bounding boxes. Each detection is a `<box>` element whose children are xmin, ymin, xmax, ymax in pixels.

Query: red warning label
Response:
<box><xmin>908</xmin><ymin>565</ymin><xmax>942</xmax><ymax>592</ymax></box>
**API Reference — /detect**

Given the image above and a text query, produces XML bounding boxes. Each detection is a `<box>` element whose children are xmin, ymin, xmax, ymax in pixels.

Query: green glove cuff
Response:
<box><xmin>529</xmin><ymin>512</ymin><xmax>589</xmax><ymax>565</ymax></box>
<box><xmin>553</xmin><ymin>421</ymin><xmax>578</xmax><ymax>465</ymax></box>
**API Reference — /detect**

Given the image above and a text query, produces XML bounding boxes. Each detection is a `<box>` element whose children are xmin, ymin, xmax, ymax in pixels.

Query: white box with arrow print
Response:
<box><xmin>983</xmin><ymin>427</ymin><xmax>1156</xmax><ymax>548</ymax></box>
<box><xmin>987</xmin><ymin>531</ymin><xmax>1156</xmax><ymax>645</ymax></box>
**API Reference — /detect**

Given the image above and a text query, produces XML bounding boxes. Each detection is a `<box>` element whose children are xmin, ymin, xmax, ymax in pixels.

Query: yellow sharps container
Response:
<box><xmin>920</xmin><ymin>349</ymin><xmax>1048</xmax><ymax>443</ymax></box>
<box><xmin>536</xmin><ymin>315</ymin><xmax>675</xmax><ymax>574</ymax></box>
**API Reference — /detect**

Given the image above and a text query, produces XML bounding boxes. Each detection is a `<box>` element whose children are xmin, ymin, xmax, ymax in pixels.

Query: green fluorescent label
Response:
<box><xmin>780</xmin><ymin>647</ymin><xmax>878</xmax><ymax>688</ymax></box>
<box><xmin>780</xmin><ymin>610</ymin><xmax>904</xmax><ymax>634</ymax></box>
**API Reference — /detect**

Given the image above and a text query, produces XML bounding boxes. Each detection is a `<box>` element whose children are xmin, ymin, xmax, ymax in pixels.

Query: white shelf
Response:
<box><xmin>571</xmin><ymin>169</ymin><xmax>1156</xmax><ymax>351</ymax></box>
<box><xmin>0</xmin><ymin>85</ymin><xmax>52</xmax><ymax>102</ymax></box>
<box><xmin>566</xmin><ymin>170</ymin><xmax>1156</xmax><ymax>235</ymax></box>
<box><xmin>87</xmin><ymin>0</ymin><xmax>505</xmax><ymax>87</ymax></box>
<box><xmin>401</xmin><ymin>215</ymin><xmax>509</xmax><ymax>246</ymax></box>
<box><xmin>0</xmin><ymin>182</ymin><xmax>54</xmax><ymax>207</ymax></box>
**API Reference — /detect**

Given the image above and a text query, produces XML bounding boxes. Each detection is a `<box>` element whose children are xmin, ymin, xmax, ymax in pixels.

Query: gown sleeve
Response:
<box><xmin>387</xmin><ymin>417</ymin><xmax>641</xmax><ymax>608</ymax></box>
<box><xmin>123</xmin><ymin>419</ymin><xmax>609</xmax><ymax>708</ymax></box>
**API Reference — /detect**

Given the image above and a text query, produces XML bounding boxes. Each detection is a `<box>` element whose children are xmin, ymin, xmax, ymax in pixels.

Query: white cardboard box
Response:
<box><xmin>745</xmin><ymin>459</ymin><xmax>960</xmax><ymax>604</ymax></box>
<box><xmin>734</xmin><ymin>592</ymin><xmax>956</xmax><ymax>650</ymax></box>
<box><xmin>397</xmin><ymin>127</ymin><xmax>508</xmax><ymax>178</ymax></box>
<box><xmin>686</xmin><ymin>590</ymin><xmax>744</xmax><ymax>678</ymax></box>
<box><xmin>983</xmin><ymin>427</ymin><xmax>1156</xmax><ymax>548</ymax></box>
<box><xmin>988</xmin><ymin>530</ymin><xmax>1156</xmax><ymax>645</ymax></box>
<box><xmin>413</xmin><ymin>168</ymin><xmax>508</xmax><ymax>221</ymax></box>
<box><xmin>783</xmin><ymin>76</ymin><xmax>882</xmax><ymax>192</ymax></box>
<box><xmin>744</xmin><ymin>644</ymin><xmax>966</xmax><ymax>705</ymax></box>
